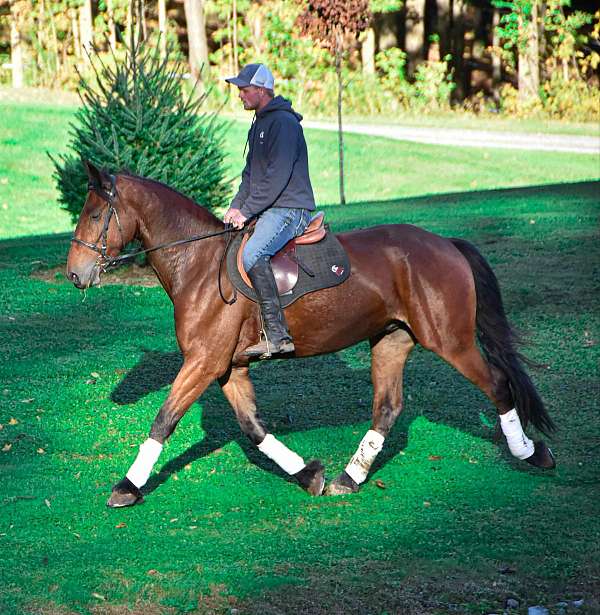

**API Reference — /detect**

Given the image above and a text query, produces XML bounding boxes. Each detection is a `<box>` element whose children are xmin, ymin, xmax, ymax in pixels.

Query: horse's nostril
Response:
<box><xmin>68</xmin><ymin>271</ymin><xmax>80</xmax><ymax>285</ymax></box>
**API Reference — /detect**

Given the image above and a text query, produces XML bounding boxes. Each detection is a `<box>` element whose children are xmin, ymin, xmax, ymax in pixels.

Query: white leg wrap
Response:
<box><xmin>500</xmin><ymin>408</ymin><xmax>534</xmax><ymax>460</ymax></box>
<box><xmin>125</xmin><ymin>438</ymin><xmax>163</xmax><ymax>488</ymax></box>
<box><xmin>257</xmin><ymin>434</ymin><xmax>306</xmax><ymax>475</ymax></box>
<box><xmin>345</xmin><ymin>429</ymin><xmax>385</xmax><ymax>485</ymax></box>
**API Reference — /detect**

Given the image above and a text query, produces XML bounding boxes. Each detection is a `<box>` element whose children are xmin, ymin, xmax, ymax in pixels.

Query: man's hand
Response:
<box><xmin>223</xmin><ymin>207</ymin><xmax>248</xmax><ymax>229</ymax></box>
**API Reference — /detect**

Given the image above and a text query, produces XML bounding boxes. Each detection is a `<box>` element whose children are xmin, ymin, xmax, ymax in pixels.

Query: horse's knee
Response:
<box><xmin>149</xmin><ymin>406</ymin><xmax>182</xmax><ymax>442</ymax></box>
<box><xmin>235</xmin><ymin>410</ymin><xmax>266</xmax><ymax>445</ymax></box>
<box><xmin>372</xmin><ymin>400</ymin><xmax>403</xmax><ymax>437</ymax></box>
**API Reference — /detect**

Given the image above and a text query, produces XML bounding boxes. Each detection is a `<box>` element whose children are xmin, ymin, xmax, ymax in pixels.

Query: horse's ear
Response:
<box><xmin>84</xmin><ymin>160</ymin><xmax>102</xmax><ymax>190</ymax></box>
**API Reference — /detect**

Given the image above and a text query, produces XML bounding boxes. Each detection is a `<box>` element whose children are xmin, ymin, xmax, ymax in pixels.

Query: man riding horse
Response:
<box><xmin>223</xmin><ymin>63</ymin><xmax>315</xmax><ymax>359</ymax></box>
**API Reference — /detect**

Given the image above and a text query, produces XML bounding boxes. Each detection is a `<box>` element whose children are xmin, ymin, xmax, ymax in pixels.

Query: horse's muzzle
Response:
<box><xmin>66</xmin><ymin>264</ymin><xmax>101</xmax><ymax>289</ymax></box>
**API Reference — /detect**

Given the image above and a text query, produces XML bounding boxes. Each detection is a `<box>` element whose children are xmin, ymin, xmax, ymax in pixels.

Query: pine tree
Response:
<box><xmin>51</xmin><ymin>37</ymin><xmax>230</xmax><ymax>222</ymax></box>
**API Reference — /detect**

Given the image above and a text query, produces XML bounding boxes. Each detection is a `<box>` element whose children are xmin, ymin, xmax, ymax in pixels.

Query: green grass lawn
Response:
<box><xmin>0</xmin><ymin>100</ymin><xmax>599</xmax><ymax>614</ymax></box>
<box><xmin>1</xmin><ymin>100</ymin><xmax>598</xmax><ymax>240</ymax></box>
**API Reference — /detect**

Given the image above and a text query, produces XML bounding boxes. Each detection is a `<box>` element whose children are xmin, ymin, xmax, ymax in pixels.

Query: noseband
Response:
<box><xmin>71</xmin><ymin>174</ymin><xmax>124</xmax><ymax>272</ymax></box>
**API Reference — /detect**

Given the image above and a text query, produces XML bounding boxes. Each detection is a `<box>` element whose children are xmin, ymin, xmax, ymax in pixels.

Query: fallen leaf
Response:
<box><xmin>375</xmin><ymin>479</ymin><xmax>386</xmax><ymax>489</ymax></box>
<box><xmin>85</xmin><ymin>379</ymin><xmax>96</xmax><ymax>385</ymax></box>
<box><xmin>498</xmin><ymin>565</ymin><xmax>516</xmax><ymax>574</ymax></box>
<box><xmin>172</xmin><ymin>474</ymin><xmax>178</xmax><ymax>481</ymax></box>
<box><xmin>37</xmin><ymin>448</ymin><xmax>45</xmax><ymax>454</ymax></box>
<box><xmin>170</xmin><ymin>518</ymin><xmax>178</xmax><ymax>523</ymax></box>
<box><xmin>44</xmin><ymin>499</ymin><xmax>51</xmax><ymax>508</ymax></box>
<box><xmin>8</xmin><ymin>418</ymin><xmax>18</xmax><ymax>426</ymax></box>
<box><xmin>115</xmin><ymin>522</ymin><xmax>127</xmax><ymax>529</ymax></box>
<box><xmin>2</xmin><ymin>443</ymin><xmax>12</xmax><ymax>452</ymax></box>
<box><xmin>90</xmin><ymin>372</ymin><xmax>100</xmax><ymax>378</ymax></box>
<box><xmin>91</xmin><ymin>593</ymin><xmax>106</xmax><ymax>601</ymax></box>
<box><xmin>20</xmin><ymin>398</ymin><xmax>34</xmax><ymax>404</ymax></box>
<box><xmin>0</xmin><ymin>424</ymin><xmax>3</xmax><ymax>430</ymax></box>
<box><xmin>423</xmin><ymin>501</ymin><xmax>431</xmax><ymax>507</ymax></box>
<box><xmin>184</xmin><ymin>464</ymin><xmax>192</xmax><ymax>470</ymax></box>
<box><xmin>428</xmin><ymin>455</ymin><xmax>442</xmax><ymax>461</ymax></box>
<box><xmin>147</xmin><ymin>569</ymin><xmax>158</xmax><ymax>576</ymax></box>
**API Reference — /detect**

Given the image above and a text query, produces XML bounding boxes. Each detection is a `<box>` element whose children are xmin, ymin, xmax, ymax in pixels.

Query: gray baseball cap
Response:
<box><xmin>225</xmin><ymin>64</ymin><xmax>275</xmax><ymax>90</ymax></box>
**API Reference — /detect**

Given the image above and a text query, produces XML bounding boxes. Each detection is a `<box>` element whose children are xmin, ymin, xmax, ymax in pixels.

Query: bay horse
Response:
<box><xmin>67</xmin><ymin>162</ymin><xmax>555</xmax><ymax>508</ymax></box>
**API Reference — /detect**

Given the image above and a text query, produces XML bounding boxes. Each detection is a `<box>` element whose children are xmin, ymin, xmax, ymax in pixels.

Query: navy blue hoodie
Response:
<box><xmin>230</xmin><ymin>96</ymin><xmax>316</xmax><ymax>218</ymax></box>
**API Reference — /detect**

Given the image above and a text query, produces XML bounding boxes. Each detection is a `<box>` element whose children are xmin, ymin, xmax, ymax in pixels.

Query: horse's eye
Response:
<box><xmin>90</xmin><ymin>211</ymin><xmax>102</xmax><ymax>221</ymax></box>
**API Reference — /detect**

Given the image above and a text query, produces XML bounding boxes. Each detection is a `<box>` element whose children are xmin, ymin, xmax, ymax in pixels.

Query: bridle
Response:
<box><xmin>71</xmin><ymin>174</ymin><xmax>239</xmax><ymax>303</ymax></box>
<box><xmin>71</xmin><ymin>174</ymin><xmax>124</xmax><ymax>271</ymax></box>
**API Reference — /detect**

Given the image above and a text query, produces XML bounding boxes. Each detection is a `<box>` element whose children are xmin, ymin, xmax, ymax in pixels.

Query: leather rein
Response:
<box><xmin>71</xmin><ymin>174</ymin><xmax>239</xmax><ymax>304</ymax></box>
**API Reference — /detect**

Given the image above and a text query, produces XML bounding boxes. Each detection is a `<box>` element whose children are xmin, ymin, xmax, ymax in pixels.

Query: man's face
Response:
<box><xmin>238</xmin><ymin>85</ymin><xmax>262</xmax><ymax>111</ymax></box>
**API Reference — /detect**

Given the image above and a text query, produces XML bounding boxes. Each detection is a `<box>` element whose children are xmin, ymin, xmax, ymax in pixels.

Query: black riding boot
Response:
<box><xmin>244</xmin><ymin>256</ymin><xmax>295</xmax><ymax>359</ymax></box>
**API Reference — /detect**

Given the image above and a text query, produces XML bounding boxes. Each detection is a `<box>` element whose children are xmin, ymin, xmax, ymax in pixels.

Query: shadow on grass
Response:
<box><xmin>112</xmin><ymin>348</ymin><xmax>501</xmax><ymax>496</ymax></box>
<box><xmin>320</xmin><ymin>179</ymin><xmax>600</xmax><ymax>210</ymax></box>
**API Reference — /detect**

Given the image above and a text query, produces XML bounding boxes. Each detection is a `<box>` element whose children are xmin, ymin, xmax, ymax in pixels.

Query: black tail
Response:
<box><xmin>451</xmin><ymin>238</ymin><xmax>555</xmax><ymax>436</ymax></box>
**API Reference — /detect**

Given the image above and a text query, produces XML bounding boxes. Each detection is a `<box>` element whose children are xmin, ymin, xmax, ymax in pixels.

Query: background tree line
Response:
<box><xmin>0</xmin><ymin>0</ymin><xmax>598</xmax><ymax>120</ymax></box>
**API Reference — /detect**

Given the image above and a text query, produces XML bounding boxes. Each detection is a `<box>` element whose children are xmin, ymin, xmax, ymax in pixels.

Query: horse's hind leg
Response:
<box><xmin>219</xmin><ymin>366</ymin><xmax>325</xmax><ymax>495</ymax></box>
<box><xmin>437</xmin><ymin>343</ymin><xmax>555</xmax><ymax>468</ymax></box>
<box><xmin>326</xmin><ymin>327</ymin><xmax>415</xmax><ymax>495</ymax></box>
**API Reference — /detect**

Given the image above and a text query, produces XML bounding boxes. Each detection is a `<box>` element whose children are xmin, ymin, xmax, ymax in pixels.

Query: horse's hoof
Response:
<box><xmin>525</xmin><ymin>440</ymin><xmax>556</xmax><ymax>469</ymax></box>
<box><xmin>324</xmin><ymin>471</ymin><xmax>360</xmax><ymax>496</ymax></box>
<box><xmin>106</xmin><ymin>478</ymin><xmax>144</xmax><ymax>508</ymax></box>
<box><xmin>294</xmin><ymin>460</ymin><xmax>325</xmax><ymax>496</ymax></box>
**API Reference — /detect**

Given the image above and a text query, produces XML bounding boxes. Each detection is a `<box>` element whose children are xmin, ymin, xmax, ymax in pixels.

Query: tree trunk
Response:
<box><xmin>106</xmin><ymin>0</ymin><xmax>117</xmax><ymax>50</ymax></box>
<box><xmin>249</xmin><ymin>7</ymin><xmax>263</xmax><ymax>56</ymax></box>
<box><xmin>9</xmin><ymin>0</ymin><xmax>24</xmax><ymax>88</ymax></box>
<box><xmin>233</xmin><ymin>0</ymin><xmax>238</xmax><ymax>75</ymax></box>
<box><xmin>405</xmin><ymin>0</ymin><xmax>426</xmax><ymax>75</ymax></box>
<box><xmin>79</xmin><ymin>0</ymin><xmax>93</xmax><ymax>61</ymax></box>
<box><xmin>49</xmin><ymin>7</ymin><xmax>61</xmax><ymax>74</ymax></box>
<box><xmin>361</xmin><ymin>26</ymin><xmax>376</xmax><ymax>75</ymax></box>
<box><xmin>137</xmin><ymin>0</ymin><xmax>148</xmax><ymax>42</ymax></box>
<box><xmin>451</xmin><ymin>0</ymin><xmax>466</xmax><ymax>99</ymax></box>
<box><xmin>158</xmin><ymin>0</ymin><xmax>167</xmax><ymax>58</ymax></box>
<box><xmin>492</xmin><ymin>7</ymin><xmax>501</xmax><ymax>83</ymax></box>
<box><xmin>125</xmin><ymin>0</ymin><xmax>133</xmax><ymax>48</ymax></box>
<box><xmin>184</xmin><ymin>0</ymin><xmax>209</xmax><ymax>81</ymax></box>
<box><xmin>72</xmin><ymin>8</ymin><xmax>81</xmax><ymax>58</ymax></box>
<box><xmin>517</xmin><ymin>0</ymin><xmax>540</xmax><ymax>102</ymax></box>
<box><xmin>437</xmin><ymin>0</ymin><xmax>452</xmax><ymax>60</ymax></box>
<box><xmin>491</xmin><ymin>6</ymin><xmax>502</xmax><ymax>104</ymax></box>
<box><xmin>335</xmin><ymin>36</ymin><xmax>345</xmax><ymax>206</ymax></box>
<box><xmin>36</xmin><ymin>0</ymin><xmax>47</xmax><ymax>80</ymax></box>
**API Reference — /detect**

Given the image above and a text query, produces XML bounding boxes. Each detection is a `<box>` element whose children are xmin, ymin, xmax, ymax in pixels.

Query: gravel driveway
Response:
<box><xmin>303</xmin><ymin>120</ymin><xmax>600</xmax><ymax>155</ymax></box>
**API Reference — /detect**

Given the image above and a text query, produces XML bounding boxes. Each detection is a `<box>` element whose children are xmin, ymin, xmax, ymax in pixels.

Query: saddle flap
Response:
<box><xmin>237</xmin><ymin>234</ymin><xmax>299</xmax><ymax>296</ymax></box>
<box><xmin>235</xmin><ymin>211</ymin><xmax>327</xmax><ymax>296</ymax></box>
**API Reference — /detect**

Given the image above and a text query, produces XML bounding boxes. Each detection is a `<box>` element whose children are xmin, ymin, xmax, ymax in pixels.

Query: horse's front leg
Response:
<box><xmin>107</xmin><ymin>357</ymin><xmax>218</xmax><ymax>507</ymax></box>
<box><xmin>219</xmin><ymin>366</ymin><xmax>325</xmax><ymax>496</ymax></box>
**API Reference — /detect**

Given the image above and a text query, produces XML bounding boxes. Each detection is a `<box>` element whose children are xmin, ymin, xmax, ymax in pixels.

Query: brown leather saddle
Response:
<box><xmin>237</xmin><ymin>211</ymin><xmax>327</xmax><ymax>295</ymax></box>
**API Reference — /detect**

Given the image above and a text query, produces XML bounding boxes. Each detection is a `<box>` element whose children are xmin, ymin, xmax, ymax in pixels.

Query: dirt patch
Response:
<box><xmin>240</xmin><ymin>560</ymin><xmax>600</xmax><ymax>615</ymax></box>
<box><xmin>31</xmin><ymin>263</ymin><xmax>160</xmax><ymax>287</ymax></box>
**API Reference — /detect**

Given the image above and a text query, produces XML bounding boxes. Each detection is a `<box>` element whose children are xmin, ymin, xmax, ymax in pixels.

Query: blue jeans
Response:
<box><xmin>243</xmin><ymin>207</ymin><xmax>312</xmax><ymax>272</ymax></box>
